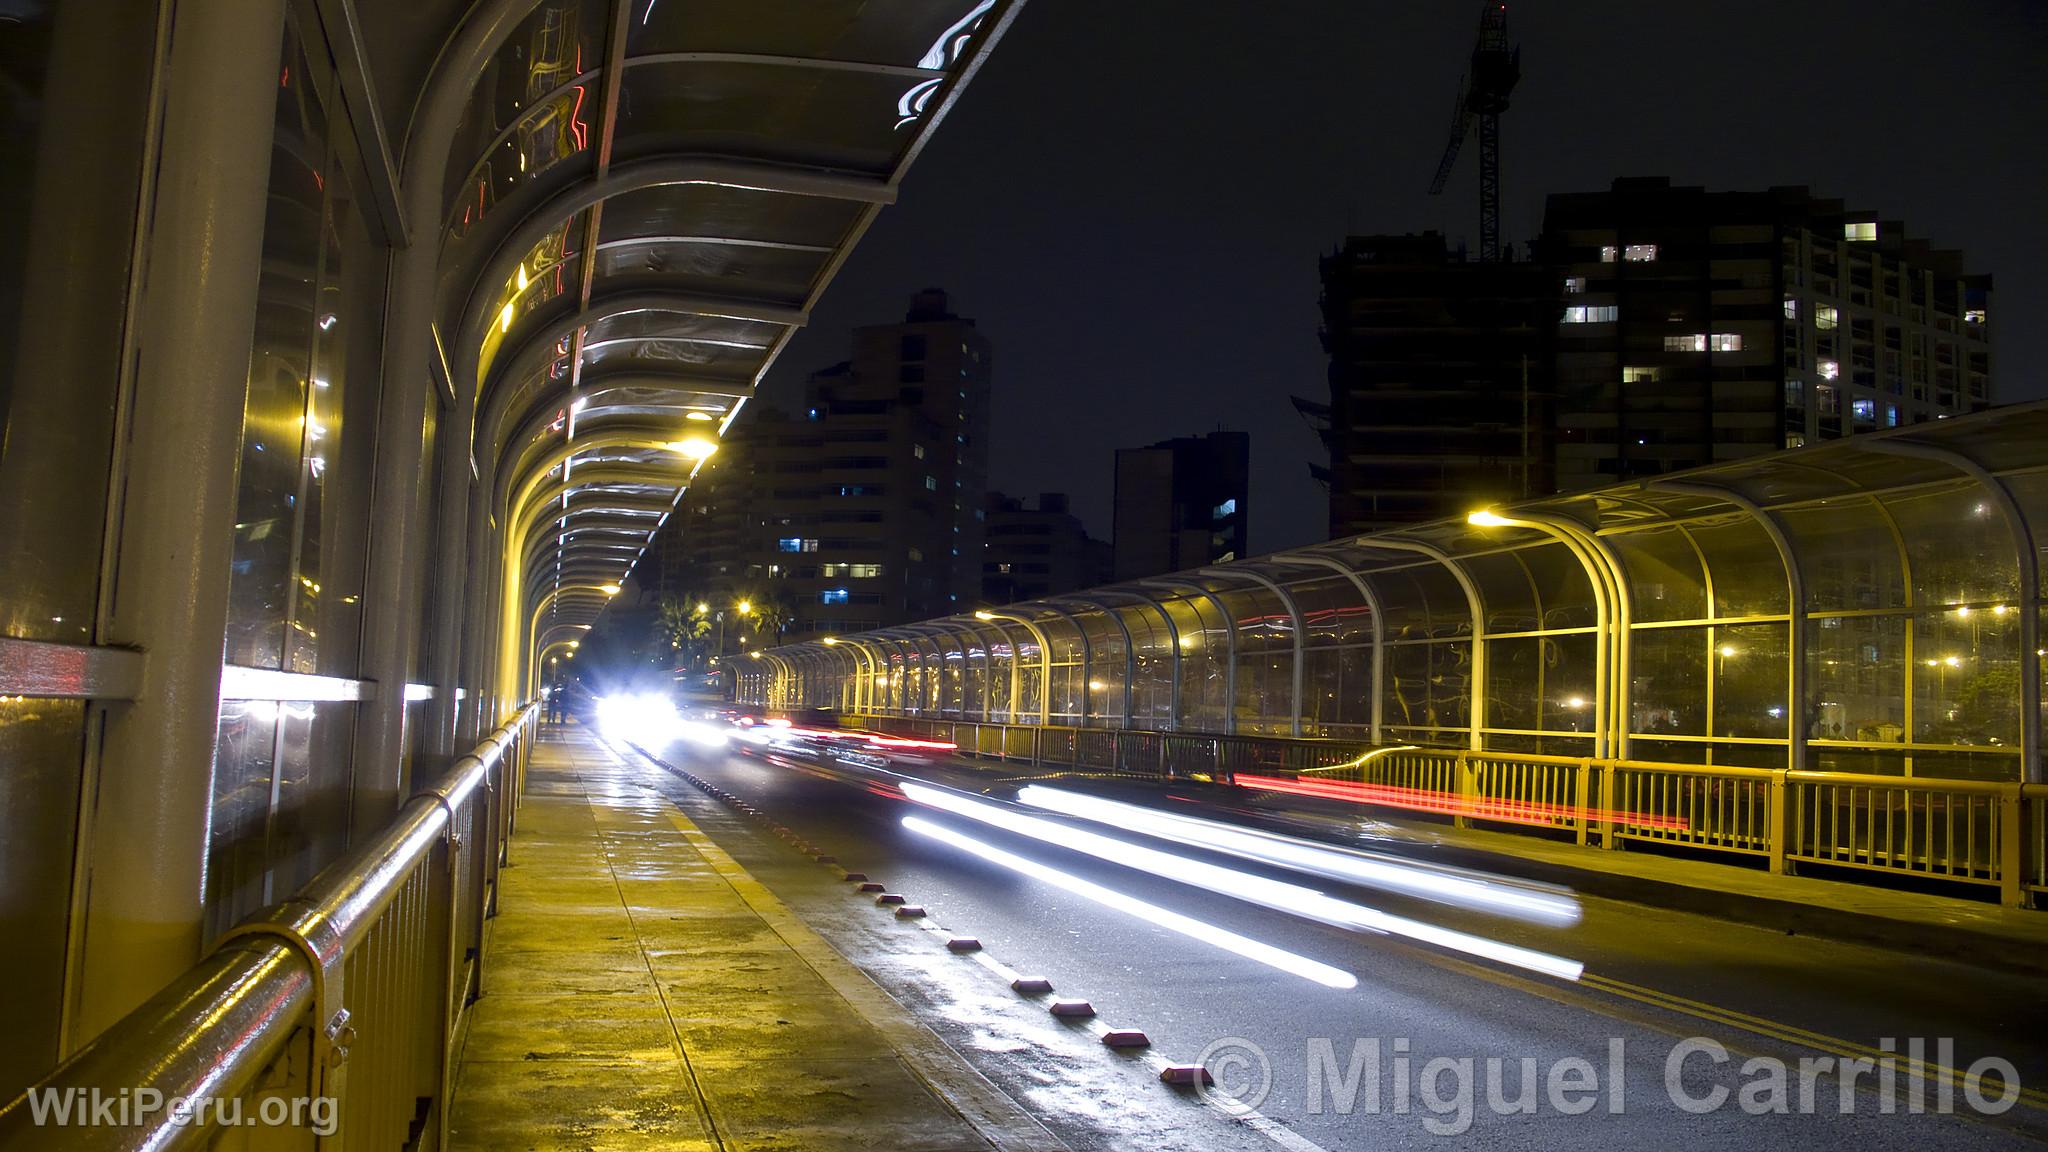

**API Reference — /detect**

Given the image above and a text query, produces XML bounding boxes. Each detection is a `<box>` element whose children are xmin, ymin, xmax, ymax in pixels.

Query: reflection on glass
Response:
<box><xmin>1712</xmin><ymin>623</ymin><xmax>1788</xmax><ymax>739</ymax></box>
<box><xmin>1912</xmin><ymin>607</ymin><xmax>2020</xmax><ymax>749</ymax></box>
<box><xmin>225</xmin><ymin>22</ymin><xmax>326</xmax><ymax>669</ymax></box>
<box><xmin>1808</xmin><ymin>615</ymin><xmax>1905</xmax><ymax>742</ymax></box>
<box><xmin>1631</xmin><ymin>628</ymin><xmax>1706</xmax><ymax>737</ymax></box>
<box><xmin>205</xmin><ymin>700</ymin><xmax>279</xmax><ymax>942</ymax></box>
<box><xmin>444</xmin><ymin>2</ymin><xmax>602</xmax><ymax>240</ymax></box>
<box><xmin>1383</xmin><ymin>641</ymin><xmax>1471</xmax><ymax>735</ymax></box>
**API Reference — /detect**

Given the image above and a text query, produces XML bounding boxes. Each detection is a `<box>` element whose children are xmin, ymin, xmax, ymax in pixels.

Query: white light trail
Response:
<box><xmin>901</xmin><ymin>815</ymin><xmax>1358</xmax><ymax>989</ymax></box>
<box><xmin>1016</xmin><ymin>786</ymin><xmax>1580</xmax><ymax>927</ymax></box>
<box><xmin>901</xmin><ymin>783</ymin><xmax>1582</xmax><ymax>982</ymax></box>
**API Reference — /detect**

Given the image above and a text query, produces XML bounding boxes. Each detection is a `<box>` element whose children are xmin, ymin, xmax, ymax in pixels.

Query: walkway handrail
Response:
<box><xmin>0</xmin><ymin>701</ymin><xmax>541</xmax><ymax>1152</ymax></box>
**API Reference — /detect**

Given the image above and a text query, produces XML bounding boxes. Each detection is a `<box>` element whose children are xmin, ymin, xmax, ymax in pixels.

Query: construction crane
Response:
<box><xmin>1428</xmin><ymin>2</ymin><xmax>1521</xmax><ymax>263</ymax></box>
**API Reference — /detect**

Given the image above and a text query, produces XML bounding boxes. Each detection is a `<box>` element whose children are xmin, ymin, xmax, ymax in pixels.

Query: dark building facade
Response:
<box><xmin>1318</xmin><ymin>232</ymin><xmax>1557</xmax><ymax>536</ymax></box>
<box><xmin>1111</xmin><ymin>431</ymin><xmax>1249</xmax><ymax>581</ymax></box>
<box><xmin>649</xmin><ymin>289</ymin><xmax>992</xmax><ymax>636</ymax></box>
<box><xmin>981</xmin><ymin>491</ymin><xmax>1110</xmax><ymax>604</ymax></box>
<box><xmin>1541</xmin><ymin>178</ymin><xmax>1993</xmax><ymax>489</ymax></box>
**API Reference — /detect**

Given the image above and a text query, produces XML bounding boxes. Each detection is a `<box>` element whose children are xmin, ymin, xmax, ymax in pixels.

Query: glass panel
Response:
<box><xmin>1912</xmin><ymin>607</ymin><xmax>2021</xmax><ymax>749</ymax></box>
<box><xmin>1807</xmin><ymin>612</ymin><xmax>1904</xmax><ymax>746</ymax></box>
<box><xmin>1883</xmin><ymin>480</ymin><xmax>2023</xmax><ymax>610</ymax></box>
<box><xmin>1288</xmin><ymin>575</ymin><xmax>1372</xmax><ymax>646</ymax></box>
<box><xmin>0</xmin><ymin>698</ymin><xmax>86</xmax><ymax>1097</ymax></box>
<box><xmin>1302</xmin><ymin>646</ymin><xmax>1372</xmax><ymax>733</ymax></box>
<box><xmin>1383</xmin><ymin>641</ymin><xmax>1470</xmax><ymax>733</ymax></box>
<box><xmin>1712</xmin><ymin>622</ymin><xmax>1789</xmax><ymax>740</ymax></box>
<box><xmin>599</xmin><ymin>181</ymin><xmax>865</xmax><ymax>251</ymax></box>
<box><xmin>206</xmin><ymin>700</ymin><xmax>279</xmax><ymax>940</ymax></box>
<box><xmin>2006</xmin><ymin>471</ymin><xmax>2048</xmax><ymax>591</ymax></box>
<box><xmin>1485</xmin><ymin>637</ymin><xmax>1542</xmax><ymax>731</ymax></box>
<box><xmin>595</xmin><ymin>237</ymin><xmax>823</xmax><ymax>305</ymax></box>
<box><xmin>1687</xmin><ymin>514</ymin><xmax>1789</xmax><ymax>618</ymax></box>
<box><xmin>1781</xmin><ymin>498</ymin><xmax>1904</xmax><ymax>613</ymax></box>
<box><xmin>1117</xmin><ymin>603</ymin><xmax>1174</xmax><ymax>726</ymax></box>
<box><xmin>1488</xmin><ymin>634</ymin><xmax>1598</xmax><ymax>733</ymax></box>
<box><xmin>473</xmin><ymin>212</ymin><xmax>586</xmax><ymax>390</ymax></box>
<box><xmin>1462</xmin><ymin>553</ymin><xmax>1539</xmax><ymax>635</ymax></box>
<box><xmin>225</xmin><ymin>23</ymin><xmax>327</xmax><ymax>669</ymax></box>
<box><xmin>614</xmin><ymin>62</ymin><xmax>914</xmax><ymax>176</ymax></box>
<box><xmin>629</xmin><ymin>0</ymin><xmax>996</xmax><ymax>62</ymax></box>
<box><xmin>287</xmin><ymin>159</ymin><xmax>352</xmax><ymax>673</ymax></box>
<box><xmin>1519</xmin><ymin>544</ymin><xmax>1600</xmax><ymax>631</ymax></box>
<box><xmin>0</xmin><ymin>2</ymin><xmax>154</xmax><ymax>645</ymax></box>
<box><xmin>1221</xmin><ymin>586</ymin><xmax>1288</xmax><ymax>656</ymax></box>
<box><xmin>1611</xmin><ymin>524</ymin><xmax>1706</xmax><ymax>623</ymax></box>
<box><xmin>443</xmin><ymin>1</ymin><xmax>605</xmax><ymax>235</ymax></box>
<box><xmin>1631</xmin><ymin>627</ymin><xmax>1707</xmax><ymax>736</ymax></box>
<box><xmin>1368</xmin><ymin>562</ymin><xmax>1473</xmax><ymax>640</ymax></box>
<box><xmin>1147</xmin><ymin>596</ymin><xmax>1212</xmax><ymax>729</ymax></box>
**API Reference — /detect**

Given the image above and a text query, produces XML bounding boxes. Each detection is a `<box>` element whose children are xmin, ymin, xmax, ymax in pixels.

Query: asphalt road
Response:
<box><xmin>624</xmin><ymin>733</ymin><xmax>2048</xmax><ymax>1152</ymax></box>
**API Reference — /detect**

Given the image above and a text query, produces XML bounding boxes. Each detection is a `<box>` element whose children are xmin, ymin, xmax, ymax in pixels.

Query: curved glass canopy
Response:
<box><xmin>754</xmin><ymin>402</ymin><xmax>2048</xmax><ymax>783</ymax></box>
<box><xmin>443</xmin><ymin>0</ymin><xmax>1019</xmax><ymax>659</ymax></box>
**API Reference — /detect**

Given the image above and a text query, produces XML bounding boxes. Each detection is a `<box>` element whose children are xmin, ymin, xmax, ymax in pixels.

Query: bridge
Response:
<box><xmin>0</xmin><ymin>0</ymin><xmax>2044</xmax><ymax>1148</ymax></box>
<box><xmin>748</xmin><ymin>402</ymin><xmax>2048</xmax><ymax>904</ymax></box>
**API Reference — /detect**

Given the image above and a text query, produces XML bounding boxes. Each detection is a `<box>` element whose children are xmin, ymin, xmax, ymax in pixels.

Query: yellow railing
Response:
<box><xmin>842</xmin><ymin>714</ymin><xmax>2044</xmax><ymax>909</ymax></box>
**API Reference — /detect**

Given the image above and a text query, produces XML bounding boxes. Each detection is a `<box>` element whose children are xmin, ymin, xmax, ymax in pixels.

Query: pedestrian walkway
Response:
<box><xmin>447</xmin><ymin>724</ymin><xmax>1059</xmax><ymax>1151</ymax></box>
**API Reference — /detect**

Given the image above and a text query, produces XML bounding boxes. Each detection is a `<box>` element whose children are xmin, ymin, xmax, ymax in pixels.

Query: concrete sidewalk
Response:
<box><xmin>447</xmin><ymin>724</ymin><xmax>1064</xmax><ymax>1151</ymax></box>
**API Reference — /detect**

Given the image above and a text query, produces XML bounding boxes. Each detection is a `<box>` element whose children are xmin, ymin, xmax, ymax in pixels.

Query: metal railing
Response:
<box><xmin>0</xmin><ymin>702</ymin><xmax>541</xmax><ymax>1151</ymax></box>
<box><xmin>846</xmin><ymin>714</ymin><xmax>2045</xmax><ymax>909</ymax></box>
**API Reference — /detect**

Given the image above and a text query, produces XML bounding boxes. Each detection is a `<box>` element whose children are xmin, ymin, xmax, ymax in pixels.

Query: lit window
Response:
<box><xmin>1852</xmin><ymin>398</ymin><xmax>1876</xmax><ymax>423</ymax></box>
<box><xmin>996</xmin><ymin>563</ymin><xmax>1011</xmax><ymax>574</ymax></box>
<box><xmin>1213</xmin><ymin>498</ymin><xmax>1237</xmax><ymax>518</ymax></box>
<box><xmin>1709</xmin><ymin>333</ymin><xmax>1742</xmax><ymax>352</ymax></box>
<box><xmin>1883</xmin><ymin>403</ymin><xmax>1899</xmax><ymax>427</ymax></box>
<box><xmin>1783</xmin><ymin>299</ymin><xmax>1798</xmax><ymax>320</ymax></box>
<box><xmin>1784</xmin><ymin>379</ymin><xmax>1803</xmax><ymax>406</ymax></box>
<box><xmin>1816</xmin><ymin>384</ymin><xmax>1839</xmax><ymax>414</ymax></box>
<box><xmin>1599</xmin><ymin>246</ymin><xmax>1618</xmax><ymax>263</ymax></box>
<box><xmin>820</xmin><ymin>589</ymin><xmax>849</xmax><ymax>605</ymax></box>
<box><xmin>1786</xmin><ymin>433</ymin><xmax>1808</xmax><ymax>449</ymax></box>
<box><xmin>1564</xmin><ymin>276</ymin><xmax>1585</xmax><ymax>293</ymax></box>
<box><xmin>1817</xmin><ymin>358</ymin><xmax>1840</xmax><ymax>380</ymax></box>
<box><xmin>777</xmin><ymin>537</ymin><xmax>818</xmax><ymax>553</ymax></box>
<box><xmin>1624</xmin><ymin>244</ymin><xmax>1658</xmax><ymax>262</ymax></box>
<box><xmin>1845</xmin><ymin>221</ymin><xmax>1877</xmax><ymax>242</ymax></box>
<box><xmin>1964</xmin><ymin>308</ymin><xmax>1987</xmax><ymax>325</ymax></box>
<box><xmin>924</xmin><ymin>475</ymin><xmax>937</xmax><ymax>491</ymax></box>
<box><xmin>1815</xmin><ymin>306</ymin><xmax>1838</xmax><ymax>331</ymax></box>
<box><xmin>1622</xmin><ymin>366</ymin><xmax>1660</xmax><ymax>383</ymax></box>
<box><xmin>912</xmin><ymin>444</ymin><xmax>926</xmax><ymax>459</ymax></box>
<box><xmin>1562</xmin><ymin>305</ymin><xmax>1618</xmax><ymax>323</ymax></box>
<box><xmin>1663</xmin><ymin>334</ymin><xmax>1707</xmax><ymax>353</ymax></box>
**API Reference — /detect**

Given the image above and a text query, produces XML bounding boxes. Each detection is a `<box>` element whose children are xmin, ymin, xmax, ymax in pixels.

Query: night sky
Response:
<box><xmin>761</xmin><ymin>0</ymin><xmax>2047</xmax><ymax>556</ymax></box>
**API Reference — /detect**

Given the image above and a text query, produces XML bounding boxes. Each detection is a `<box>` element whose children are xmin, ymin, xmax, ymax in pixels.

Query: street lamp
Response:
<box><xmin>666</xmin><ymin>437</ymin><xmax>719</xmax><ymax>460</ymax></box>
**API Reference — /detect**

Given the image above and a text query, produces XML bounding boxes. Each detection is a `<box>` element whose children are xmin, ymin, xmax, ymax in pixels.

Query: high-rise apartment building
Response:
<box><xmin>1541</xmin><ymin>178</ymin><xmax>1993</xmax><ymax>489</ymax></box>
<box><xmin>1111</xmin><ymin>431</ymin><xmax>1249</xmax><ymax>581</ymax></box>
<box><xmin>648</xmin><ymin>289</ymin><xmax>992</xmax><ymax>636</ymax></box>
<box><xmin>981</xmin><ymin>491</ymin><xmax>1110</xmax><ymax>604</ymax></box>
<box><xmin>1317</xmin><ymin>232</ymin><xmax>1557</xmax><ymax>536</ymax></box>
